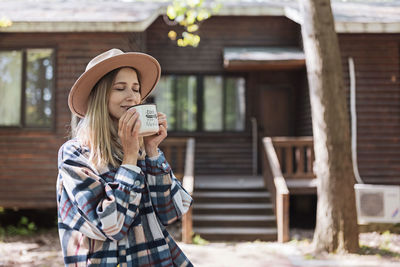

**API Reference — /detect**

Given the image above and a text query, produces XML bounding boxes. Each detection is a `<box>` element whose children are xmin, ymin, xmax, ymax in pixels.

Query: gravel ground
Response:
<box><xmin>1</xmin><ymin>229</ymin><xmax>400</xmax><ymax>267</ymax></box>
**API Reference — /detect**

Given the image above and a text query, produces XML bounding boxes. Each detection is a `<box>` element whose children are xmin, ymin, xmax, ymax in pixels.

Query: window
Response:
<box><xmin>155</xmin><ymin>75</ymin><xmax>197</xmax><ymax>131</ymax></box>
<box><xmin>0</xmin><ymin>48</ymin><xmax>55</xmax><ymax>128</ymax></box>
<box><xmin>204</xmin><ymin>76</ymin><xmax>246</xmax><ymax>131</ymax></box>
<box><xmin>154</xmin><ymin>75</ymin><xmax>245</xmax><ymax>132</ymax></box>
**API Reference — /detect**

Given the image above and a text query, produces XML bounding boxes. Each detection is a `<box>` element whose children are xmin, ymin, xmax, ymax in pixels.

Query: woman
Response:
<box><xmin>57</xmin><ymin>48</ymin><xmax>193</xmax><ymax>266</ymax></box>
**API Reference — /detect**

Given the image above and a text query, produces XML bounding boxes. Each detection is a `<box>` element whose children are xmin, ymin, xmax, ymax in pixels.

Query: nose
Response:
<box><xmin>125</xmin><ymin>91</ymin><xmax>140</xmax><ymax>104</ymax></box>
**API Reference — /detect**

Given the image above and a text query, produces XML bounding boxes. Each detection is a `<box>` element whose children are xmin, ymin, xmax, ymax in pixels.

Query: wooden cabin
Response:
<box><xmin>0</xmin><ymin>0</ymin><xmax>399</xmax><ymax>241</ymax></box>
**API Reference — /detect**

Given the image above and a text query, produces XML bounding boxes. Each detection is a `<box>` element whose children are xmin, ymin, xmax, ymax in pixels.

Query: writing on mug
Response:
<box><xmin>145</xmin><ymin>109</ymin><xmax>158</xmax><ymax>127</ymax></box>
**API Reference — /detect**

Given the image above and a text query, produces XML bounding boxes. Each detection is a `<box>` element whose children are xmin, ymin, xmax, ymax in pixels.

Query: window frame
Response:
<box><xmin>0</xmin><ymin>46</ymin><xmax>57</xmax><ymax>131</ymax></box>
<box><xmin>155</xmin><ymin>72</ymin><xmax>247</xmax><ymax>133</ymax></box>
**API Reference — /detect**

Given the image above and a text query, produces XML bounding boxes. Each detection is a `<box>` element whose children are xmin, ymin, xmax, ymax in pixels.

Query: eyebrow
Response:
<box><xmin>113</xmin><ymin>82</ymin><xmax>140</xmax><ymax>86</ymax></box>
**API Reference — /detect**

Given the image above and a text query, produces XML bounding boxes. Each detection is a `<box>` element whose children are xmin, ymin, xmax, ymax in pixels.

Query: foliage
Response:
<box><xmin>192</xmin><ymin>234</ymin><xmax>209</xmax><ymax>245</ymax></box>
<box><xmin>359</xmin><ymin>244</ymin><xmax>400</xmax><ymax>258</ymax></box>
<box><xmin>359</xmin><ymin>231</ymin><xmax>400</xmax><ymax>258</ymax></box>
<box><xmin>0</xmin><ymin>216</ymin><xmax>37</xmax><ymax>237</ymax></box>
<box><xmin>166</xmin><ymin>0</ymin><xmax>222</xmax><ymax>47</ymax></box>
<box><xmin>0</xmin><ymin>17</ymin><xmax>12</xmax><ymax>28</ymax></box>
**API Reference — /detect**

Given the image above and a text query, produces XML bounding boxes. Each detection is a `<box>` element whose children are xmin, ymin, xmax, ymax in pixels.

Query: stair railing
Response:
<box><xmin>271</xmin><ymin>137</ymin><xmax>315</xmax><ymax>179</ymax></box>
<box><xmin>262</xmin><ymin>137</ymin><xmax>289</xmax><ymax>242</ymax></box>
<box><xmin>159</xmin><ymin>138</ymin><xmax>188</xmax><ymax>180</ymax></box>
<box><xmin>181</xmin><ymin>138</ymin><xmax>195</xmax><ymax>243</ymax></box>
<box><xmin>251</xmin><ymin>117</ymin><xmax>258</xmax><ymax>176</ymax></box>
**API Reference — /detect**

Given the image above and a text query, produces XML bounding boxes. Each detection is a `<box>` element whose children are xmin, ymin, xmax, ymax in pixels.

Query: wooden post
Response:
<box><xmin>181</xmin><ymin>138</ymin><xmax>195</xmax><ymax>244</ymax></box>
<box><xmin>277</xmin><ymin>192</ymin><xmax>290</xmax><ymax>242</ymax></box>
<box><xmin>298</xmin><ymin>146</ymin><xmax>305</xmax><ymax>174</ymax></box>
<box><xmin>182</xmin><ymin>207</ymin><xmax>193</xmax><ymax>244</ymax></box>
<box><xmin>285</xmin><ymin>146</ymin><xmax>293</xmax><ymax>177</ymax></box>
<box><xmin>263</xmin><ymin>138</ymin><xmax>290</xmax><ymax>243</ymax></box>
<box><xmin>177</xmin><ymin>146</ymin><xmax>183</xmax><ymax>176</ymax></box>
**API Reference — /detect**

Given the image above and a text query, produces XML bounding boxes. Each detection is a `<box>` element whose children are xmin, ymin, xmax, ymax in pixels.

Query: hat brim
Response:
<box><xmin>68</xmin><ymin>52</ymin><xmax>161</xmax><ymax>118</ymax></box>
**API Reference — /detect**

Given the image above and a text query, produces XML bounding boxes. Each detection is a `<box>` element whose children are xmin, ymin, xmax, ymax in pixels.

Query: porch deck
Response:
<box><xmin>162</xmin><ymin>136</ymin><xmax>317</xmax><ymax>243</ymax></box>
<box><xmin>262</xmin><ymin>136</ymin><xmax>317</xmax><ymax>242</ymax></box>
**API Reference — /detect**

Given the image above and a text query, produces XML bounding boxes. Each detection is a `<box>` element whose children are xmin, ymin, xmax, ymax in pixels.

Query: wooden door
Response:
<box><xmin>258</xmin><ymin>87</ymin><xmax>290</xmax><ymax>137</ymax></box>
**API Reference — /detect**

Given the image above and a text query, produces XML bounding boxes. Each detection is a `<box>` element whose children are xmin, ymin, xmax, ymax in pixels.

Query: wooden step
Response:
<box><xmin>196</xmin><ymin>143</ymin><xmax>252</xmax><ymax>147</ymax></box>
<box><xmin>193</xmin><ymin>203</ymin><xmax>274</xmax><ymax>215</ymax></box>
<box><xmin>193</xmin><ymin>191</ymin><xmax>271</xmax><ymax>203</ymax></box>
<box><xmin>190</xmin><ymin>174</ymin><xmax>276</xmax><ymax>241</ymax></box>
<box><xmin>195</xmin><ymin>187</ymin><xmax>266</xmax><ymax>192</ymax></box>
<box><xmin>194</xmin><ymin>163</ymin><xmax>253</xmax><ymax>169</ymax></box>
<box><xmin>195</xmin><ymin>176</ymin><xmax>265</xmax><ymax>190</ymax></box>
<box><xmin>193</xmin><ymin>214</ymin><xmax>276</xmax><ymax>227</ymax></box>
<box><xmin>195</xmin><ymin>169</ymin><xmax>254</xmax><ymax>175</ymax></box>
<box><xmin>195</xmin><ymin>159</ymin><xmax>253</xmax><ymax>164</ymax></box>
<box><xmin>193</xmin><ymin>227</ymin><xmax>277</xmax><ymax>241</ymax></box>
<box><xmin>196</xmin><ymin>149</ymin><xmax>252</xmax><ymax>153</ymax></box>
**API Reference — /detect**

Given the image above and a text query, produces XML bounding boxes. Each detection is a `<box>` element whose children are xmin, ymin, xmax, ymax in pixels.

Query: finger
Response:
<box><xmin>132</xmin><ymin>118</ymin><xmax>141</xmax><ymax>138</ymax></box>
<box><xmin>120</xmin><ymin>108</ymin><xmax>135</xmax><ymax>130</ymax></box>
<box><xmin>119</xmin><ymin>111</ymin><xmax>128</xmax><ymax>134</ymax></box>
<box><xmin>157</xmin><ymin>113</ymin><xmax>167</xmax><ymax>128</ymax></box>
<box><xmin>157</xmin><ymin>112</ymin><xmax>166</xmax><ymax>120</ymax></box>
<box><xmin>158</xmin><ymin>117</ymin><xmax>167</xmax><ymax>126</ymax></box>
<box><xmin>158</xmin><ymin>124</ymin><xmax>167</xmax><ymax>137</ymax></box>
<box><xmin>157</xmin><ymin>112</ymin><xmax>166</xmax><ymax>121</ymax></box>
<box><xmin>124</xmin><ymin>112</ymin><xmax>139</xmax><ymax>136</ymax></box>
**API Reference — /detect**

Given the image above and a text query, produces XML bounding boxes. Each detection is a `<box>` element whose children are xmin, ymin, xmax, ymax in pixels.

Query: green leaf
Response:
<box><xmin>166</xmin><ymin>0</ymin><xmax>223</xmax><ymax>48</ymax></box>
<box><xmin>167</xmin><ymin>6</ymin><xmax>177</xmax><ymax>20</ymax></box>
<box><xmin>187</xmin><ymin>24</ymin><xmax>199</xmax><ymax>32</ymax></box>
<box><xmin>197</xmin><ymin>10</ymin><xmax>210</xmax><ymax>21</ymax></box>
<box><xmin>27</xmin><ymin>222</ymin><xmax>36</xmax><ymax>231</ymax></box>
<box><xmin>187</xmin><ymin>0</ymin><xmax>199</xmax><ymax>8</ymax></box>
<box><xmin>186</xmin><ymin>10</ymin><xmax>197</xmax><ymax>25</ymax></box>
<box><xmin>168</xmin><ymin>30</ymin><xmax>177</xmax><ymax>40</ymax></box>
<box><xmin>20</xmin><ymin>216</ymin><xmax>29</xmax><ymax>225</ymax></box>
<box><xmin>0</xmin><ymin>17</ymin><xmax>12</xmax><ymax>28</ymax></box>
<box><xmin>192</xmin><ymin>234</ymin><xmax>209</xmax><ymax>245</ymax></box>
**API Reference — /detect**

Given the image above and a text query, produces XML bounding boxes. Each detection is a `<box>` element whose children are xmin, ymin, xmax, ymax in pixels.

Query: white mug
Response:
<box><xmin>129</xmin><ymin>104</ymin><xmax>159</xmax><ymax>136</ymax></box>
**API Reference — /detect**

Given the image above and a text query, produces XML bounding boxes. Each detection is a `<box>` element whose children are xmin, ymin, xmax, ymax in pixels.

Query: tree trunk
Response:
<box><xmin>300</xmin><ymin>0</ymin><xmax>359</xmax><ymax>253</ymax></box>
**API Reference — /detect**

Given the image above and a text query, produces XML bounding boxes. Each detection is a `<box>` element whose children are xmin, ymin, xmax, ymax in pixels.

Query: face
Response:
<box><xmin>108</xmin><ymin>67</ymin><xmax>141</xmax><ymax>120</ymax></box>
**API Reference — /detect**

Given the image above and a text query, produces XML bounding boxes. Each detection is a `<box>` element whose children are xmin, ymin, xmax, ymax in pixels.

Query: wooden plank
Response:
<box><xmin>182</xmin><ymin>207</ymin><xmax>193</xmax><ymax>244</ymax></box>
<box><xmin>177</xmin><ymin>146</ymin><xmax>183</xmax><ymax>175</ymax></box>
<box><xmin>285</xmin><ymin>147</ymin><xmax>293</xmax><ymax>177</ymax></box>
<box><xmin>182</xmin><ymin>138</ymin><xmax>195</xmax><ymax>243</ymax></box>
<box><xmin>298</xmin><ymin>146</ymin><xmax>305</xmax><ymax>174</ymax></box>
<box><xmin>276</xmin><ymin>192</ymin><xmax>289</xmax><ymax>243</ymax></box>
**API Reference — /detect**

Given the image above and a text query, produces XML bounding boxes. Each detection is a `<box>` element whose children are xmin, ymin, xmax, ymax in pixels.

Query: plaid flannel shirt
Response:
<box><xmin>56</xmin><ymin>139</ymin><xmax>193</xmax><ymax>267</ymax></box>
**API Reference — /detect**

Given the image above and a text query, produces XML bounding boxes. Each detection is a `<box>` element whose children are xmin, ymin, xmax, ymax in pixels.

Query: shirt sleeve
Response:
<box><xmin>121</xmin><ymin>164</ymin><xmax>142</xmax><ymax>174</ymax></box>
<box><xmin>57</xmin><ymin>141</ymin><xmax>145</xmax><ymax>241</ymax></box>
<box><xmin>145</xmin><ymin>149</ymin><xmax>193</xmax><ymax>226</ymax></box>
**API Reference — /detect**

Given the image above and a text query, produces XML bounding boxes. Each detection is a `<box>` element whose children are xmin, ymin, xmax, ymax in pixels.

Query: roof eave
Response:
<box><xmin>2</xmin><ymin>5</ymin><xmax>400</xmax><ymax>34</ymax></box>
<box><xmin>284</xmin><ymin>7</ymin><xmax>400</xmax><ymax>33</ymax></box>
<box><xmin>0</xmin><ymin>9</ymin><xmax>160</xmax><ymax>33</ymax></box>
<box><xmin>335</xmin><ymin>21</ymin><xmax>400</xmax><ymax>33</ymax></box>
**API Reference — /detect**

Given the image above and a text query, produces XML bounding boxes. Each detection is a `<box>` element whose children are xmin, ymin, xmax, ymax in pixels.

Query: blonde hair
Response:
<box><xmin>72</xmin><ymin>67</ymin><xmax>145</xmax><ymax>169</ymax></box>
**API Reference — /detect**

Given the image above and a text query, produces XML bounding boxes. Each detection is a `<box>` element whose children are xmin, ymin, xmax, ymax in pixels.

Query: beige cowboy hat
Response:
<box><xmin>68</xmin><ymin>48</ymin><xmax>161</xmax><ymax>118</ymax></box>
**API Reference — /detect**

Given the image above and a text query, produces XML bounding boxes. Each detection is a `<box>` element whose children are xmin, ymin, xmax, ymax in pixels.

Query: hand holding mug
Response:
<box><xmin>144</xmin><ymin>112</ymin><xmax>168</xmax><ymax>157</ymax></box>
<box><xmin>119</xmin><ymin>108</ymin><xmax>141</xmax><ymax>165</ymax></box>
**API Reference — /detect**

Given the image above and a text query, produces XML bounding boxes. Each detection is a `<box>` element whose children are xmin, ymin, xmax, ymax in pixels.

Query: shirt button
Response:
<box><xmin>134</xmin><ymin>180</ymin><xmax>141</xmax><ymax>186</ymax></box>
<box><xmin>161</xmin><ymin>163</ymin><xmax>166</xmax><ymax>168</ymax></box>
